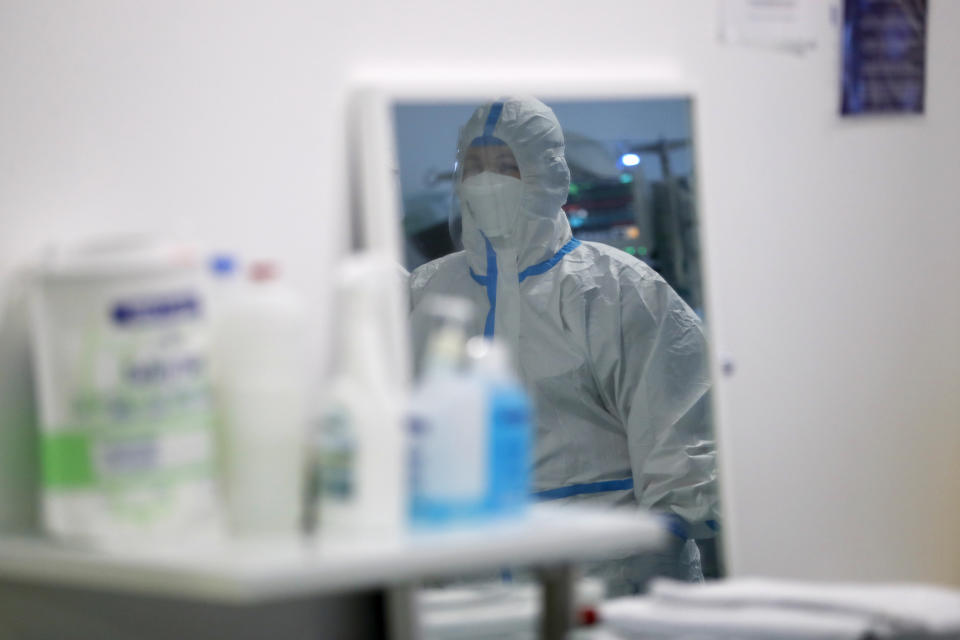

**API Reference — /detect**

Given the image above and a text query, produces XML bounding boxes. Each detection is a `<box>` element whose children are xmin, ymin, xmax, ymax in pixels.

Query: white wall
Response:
<box><xmin>1</xmin><ymin>1</ymin><xmax>958</xmax><ymax>584</ymax></box>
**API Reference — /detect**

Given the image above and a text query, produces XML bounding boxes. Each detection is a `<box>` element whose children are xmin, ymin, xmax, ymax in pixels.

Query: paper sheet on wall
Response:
<box><xmin>718</xmin><ymin>0</ymin><xmax>827</xmax><ymax>55</ymax></box>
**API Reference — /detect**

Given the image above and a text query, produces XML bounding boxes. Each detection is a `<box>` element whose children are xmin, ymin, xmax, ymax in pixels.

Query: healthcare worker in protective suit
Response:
<box><xmin>409</xmin><ymin>97</ymin><xmax>719</xmax><ymax>594</ymax></box>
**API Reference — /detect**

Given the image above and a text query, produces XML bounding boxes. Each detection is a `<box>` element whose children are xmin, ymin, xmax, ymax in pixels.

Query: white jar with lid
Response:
<box><xmin>28</xmin><ymin>234</ymin><xmax>221</xmax><ymax>544</ymax></box>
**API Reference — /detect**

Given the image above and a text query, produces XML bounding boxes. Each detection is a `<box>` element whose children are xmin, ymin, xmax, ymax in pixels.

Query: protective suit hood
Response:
<box><xmin>454</xmin><ymin>97</ymin><xmax>573</xmax><ymax>275</ymax></box>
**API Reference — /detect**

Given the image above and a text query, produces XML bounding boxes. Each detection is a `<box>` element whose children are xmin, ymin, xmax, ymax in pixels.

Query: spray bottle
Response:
<box><xmin>310</xmin><ymin>254</ymin><xmax>407</xmax><ymax>536</ymax></box>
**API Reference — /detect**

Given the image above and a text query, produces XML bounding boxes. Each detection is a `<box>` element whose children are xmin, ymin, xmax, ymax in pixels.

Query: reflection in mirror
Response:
<box><xmin>396</xmin><ymin>96</ymin><xmax>720</xmax><ymax>593</ymax></box>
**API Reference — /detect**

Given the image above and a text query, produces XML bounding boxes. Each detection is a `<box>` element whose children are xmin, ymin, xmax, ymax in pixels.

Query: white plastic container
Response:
<box><xmin>205</xmin><ymin>253</ymin><xmax>242</xmax><ymax>332</ymax></box>
<box><xmin>28</xmin><ymin>235</ymin><xmax>220</xmax><ymax>544</ymax></box>
<box><xmin>214</xmin><ymin>261</ymin><xmax>309</xmax><ymax>537</ymax></box>
<box><xmin>313</xmin><ymin>254</ymin><xmax>407</xmax><ymax>536</ymax></box>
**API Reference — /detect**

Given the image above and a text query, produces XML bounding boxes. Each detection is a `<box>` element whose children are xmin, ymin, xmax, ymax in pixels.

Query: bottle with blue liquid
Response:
<box><xmin>408</xmin><ymin>298</ymin><xmax>484</xmax><ymax>526</ymax></box>
<box><xmin>408</xmin><ymin>297</ymin><xmax>532</xmax><ymax>528</ymax></box>
<box><xmin>466</xmin><ymin>337</ymin><xmax>532</xmax><ymax>519</ymax></box>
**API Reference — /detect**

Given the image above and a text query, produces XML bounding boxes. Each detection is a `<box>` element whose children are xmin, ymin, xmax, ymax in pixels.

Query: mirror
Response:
<box><xmin>390</xmin><ymin>94</ymin><xmax>721</xmax><ymax>593</ymax></box>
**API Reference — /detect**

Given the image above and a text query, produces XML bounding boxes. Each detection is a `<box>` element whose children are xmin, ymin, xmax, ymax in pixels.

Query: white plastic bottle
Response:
<box><xmin>206</xmin><ymin>253</ymin><xmax>242</xmax><ymax>330</ymax></box>
<box><xmin>408</xmin><ymin>297</ymin><xmax>489</xmax><ymax>528</ymax></box>
<box><xmin>312</xmin><ymin>254</ymin><xmax>407</xmax><ymax>537</ymax></box>
<box><xmin>205</xmin><ymin>253</ymin><xmax>242</xmax><ymax>505</ymax></box>
<box><xmin>215</xmin><ymin>261</ymin><xmax>309</xmax><ymax>537</ymax></box>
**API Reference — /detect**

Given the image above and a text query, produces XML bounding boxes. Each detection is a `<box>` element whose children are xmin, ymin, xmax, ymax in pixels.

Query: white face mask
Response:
<box><xmin>460</xmin><ymin>171</ymin><xmax>523</xmax><ymax>238</ymax></box>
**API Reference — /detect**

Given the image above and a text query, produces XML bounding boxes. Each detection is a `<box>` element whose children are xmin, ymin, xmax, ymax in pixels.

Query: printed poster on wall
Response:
<box><xmin>841</xmin><ymin>0</ymin><xmax>928</xmax><ymax>115</ymax></box>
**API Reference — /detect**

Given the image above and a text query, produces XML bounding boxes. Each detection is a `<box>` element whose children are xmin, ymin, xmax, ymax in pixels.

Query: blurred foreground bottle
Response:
<box><xmin>466</xmin><ymin>337</ymin><xmax>532</xmax><ymax>519</ymax></box>
<box><xmin>407</xmin><ymin>297</ymin><xmax>490</xmax><ymax>528</ymax></box>
<box><xmin>408</xmin><ymin>301</ymin><xmax>534</xmax><ymax>529</ymax></box>
<box><xmin>310</xmin><ymin>253</ymin><xmax>406</xmax><ymax>537</ymax></box>
<box><xmin>215</xmin><ymin>261</ymin><xmax>308</xmax><ymax>537</ymax></box>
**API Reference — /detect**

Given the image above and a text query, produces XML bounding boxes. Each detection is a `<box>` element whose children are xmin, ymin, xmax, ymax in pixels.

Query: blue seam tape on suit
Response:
<box><xmin>483</xmin><ymin>235</ymin><xmax>497</xmax><ymax>338</ymax></box>
<box><xmin>469</xmin><ymin>268</ymin><xmax>488</xmax><ymax>286</ymax></box>
<box><xmin>519</xmin><ymin>238</ymin><xmax>581</xmax><ymax>282</ymax></box>
<box><xmin>470</xmin><ymin>102</ymin><xmax>506</xmax><ymax>146</ymax></box>
<box><xmin>471</xmin><ymin>237</ymin><xmax>581</xmax><ymax>338</ymax></box>
<box><xmin>483</xmin><ymin>102</ymin><xmax>504</xmax><ymax>136</ymax></box>
<box><xmin>535</xmin><ymin>480</ymin><xmax>693</xmax><ymax>540</ymax></box>
<box><xmin>533</xmin><ymin>477</ymin><xmax>634</xmax><ymax>500</ymax></box>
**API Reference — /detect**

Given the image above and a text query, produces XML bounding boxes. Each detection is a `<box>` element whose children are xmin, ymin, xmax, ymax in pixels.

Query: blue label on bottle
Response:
<box><xmin>111</xmin><ymin>293</ymin><xmax>201</xmax><ymax>327</ymax></box>
<box><xmin>407</xmin><ymin>415</ymin><xmax>426</xmax><ymax>511</ymax></box>
<box><xmin>487</xmin><ymin>384</ymin><xmax>532</xmax><ymax>516</ymax></box>
<box><xmin>408</xmin><ymin>382</ymin><xmax>533</xmax><ymax>528</ymax></box>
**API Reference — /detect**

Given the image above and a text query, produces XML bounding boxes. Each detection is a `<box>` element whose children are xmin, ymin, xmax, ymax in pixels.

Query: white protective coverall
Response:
<box><xmin>409</xmin><ymin>97</ymin><xmax>719</xmax><ymax>593</ymax></box>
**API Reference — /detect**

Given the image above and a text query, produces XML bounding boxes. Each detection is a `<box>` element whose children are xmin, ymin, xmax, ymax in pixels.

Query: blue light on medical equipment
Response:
<box><xmin>620</xmin><ymin>153</ymin><xmax>641</xmax><ymax>167</ymax></box>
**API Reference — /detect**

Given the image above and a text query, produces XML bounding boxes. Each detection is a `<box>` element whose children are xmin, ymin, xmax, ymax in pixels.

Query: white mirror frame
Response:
<box><xmin>347</xmin><ymin>72</ymin><xmax>730</xmax><ymax>567</ymax></box>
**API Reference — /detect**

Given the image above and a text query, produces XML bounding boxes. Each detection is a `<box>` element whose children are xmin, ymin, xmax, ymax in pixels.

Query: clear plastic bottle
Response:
<box><xmin>207</xmin><ymin>254</ymin><xmax>241</xmax><ymax>330</ymax></box>
<box><xmin>466</xmin><ymin>337</ymin><xmax>532</xmax><ymax>519</ymax></box>
<box><xmin>408</xmin><ymin>296</ymin><xmax>489</xmax><ymax>527</ymax></box>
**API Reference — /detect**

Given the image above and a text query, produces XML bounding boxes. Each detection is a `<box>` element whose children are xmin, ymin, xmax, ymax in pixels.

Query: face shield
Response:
<box><xmin>449</xmin><ymin>132</ymin><xmax>524</xmax><ymax>244</ymax></box>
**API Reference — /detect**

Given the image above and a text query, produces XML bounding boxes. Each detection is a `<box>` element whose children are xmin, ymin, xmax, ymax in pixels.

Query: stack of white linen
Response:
<box><xmin>598</xmin><ymin>578</ymin><xmax>960</xmax><ymax>639</ymax></box>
